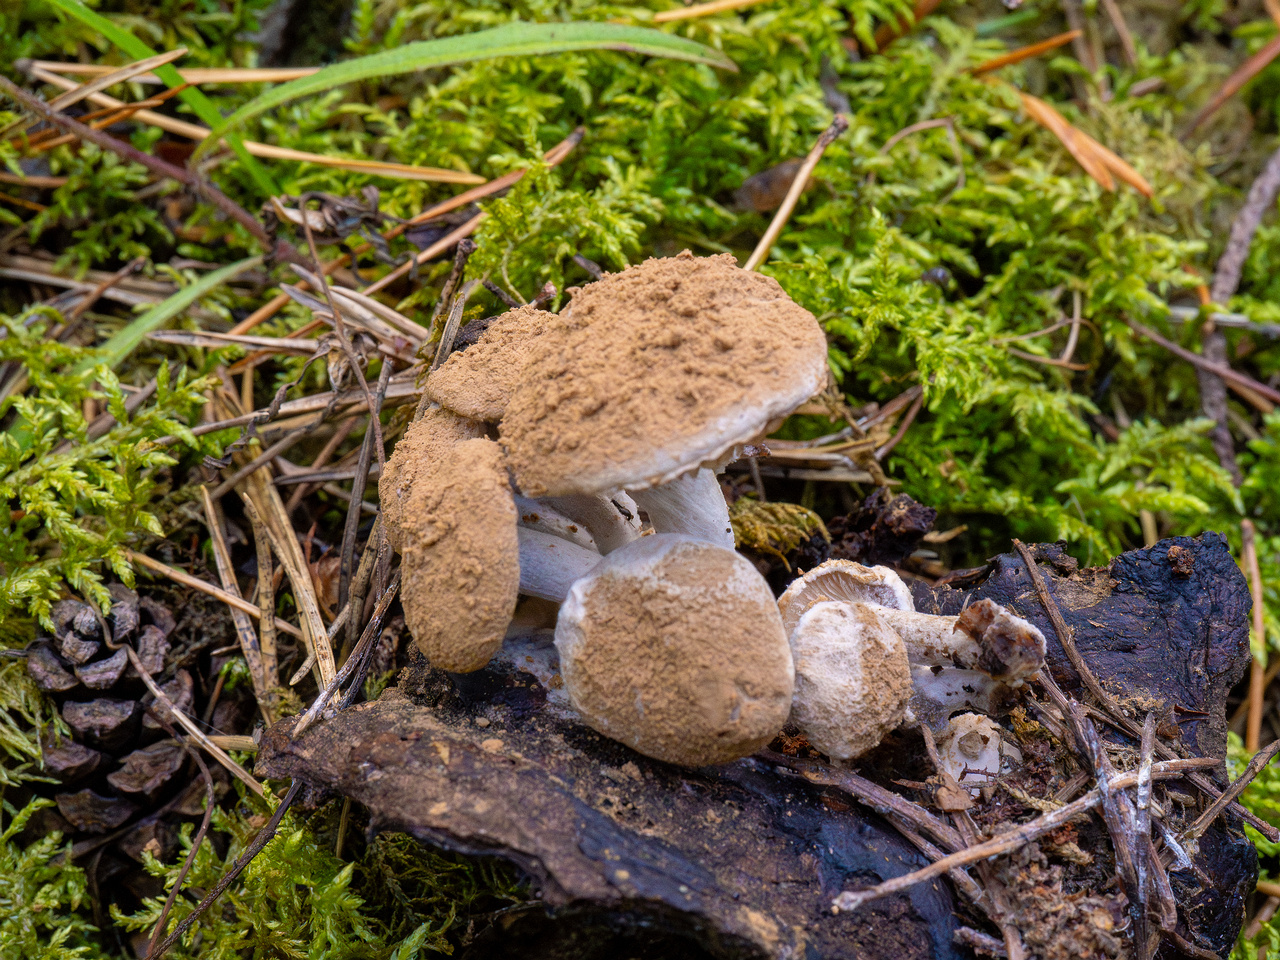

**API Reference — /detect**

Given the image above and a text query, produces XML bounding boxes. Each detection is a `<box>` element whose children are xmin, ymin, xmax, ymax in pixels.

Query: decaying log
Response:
<box><xmin>257</xmin><ymin>534</ymin><xmax>1255</xmax><ymax>959</ymax></box>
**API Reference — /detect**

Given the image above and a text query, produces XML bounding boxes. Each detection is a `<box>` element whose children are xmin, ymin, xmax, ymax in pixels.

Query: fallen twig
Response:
<box><xmin>1182</xmin><ymin>738</ymin><xmax>1280</xmax><ymax>842</ymax></box>
<box><xmin>828</xmin><ymin>757</ymin><xmax>1218</xmax><ymax>913</ymax></box>
<box><xmin>1243</xmin><ymin>519</ymin><xmax>1268</xmax><ymax>753</ymax></box>
<box><xmin>1126</xmin><ymin>318</ymin><xmax>1280</xmax><ymax>406</ymax></box>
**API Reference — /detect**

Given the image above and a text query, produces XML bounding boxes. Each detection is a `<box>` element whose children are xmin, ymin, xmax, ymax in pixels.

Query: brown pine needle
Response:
<box><xmin>1018</xmin><ymin>92</ymin><xmax>1115</xmax><ymax>191</ymax></box>
<box><xmin>968</xmin><ymin>31</ymin><xmax>1082</xmax><ymax>76</ymax></box>
<box><xmin>652</xmin><ymin>0</ymin><xmax>773</xmax><ymax>23</ymax></box>
<box><xmin>744</xmin><ymin>114</ymin><xmax>849</xmax><ymax>271</ymax></box>
<box><xmin>1243</xmin><ymin>519</ymin><xmax>1268</xmax><ymax>754</ymax></box>
<box><xmin>1187</xmin><ymin>34</ymin><xmax>1280</xmax><ymax>133</ymax></box>
<box><xmin>125</xmin><ymin>549</ymin><xmax>303</xmax><ymax>640</ymax></box>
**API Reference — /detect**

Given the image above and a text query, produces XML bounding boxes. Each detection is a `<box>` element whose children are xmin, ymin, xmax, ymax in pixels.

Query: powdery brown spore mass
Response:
<box><xmin>556</xmin><ymin>536</ymin><xmax>794</xmax><ymax>767</ymax></box>
<box><xmin>501</xmin><ymin>252</ymin><xmax>829</xmax><ymax>497</ymax></box>
<box><xmin>400</xmin><ymin>437</ymin><xmax>518</xmax><ymax>673</ymax></box>
<box><xmin>426</xmin><ymin>304</ymin><xmax>554</xmax><ymax>422</ymax></box>
<box><xmin>379</xmin><ymin>406</ymin><xmax>486</xmax><ymax>551</ymax></box>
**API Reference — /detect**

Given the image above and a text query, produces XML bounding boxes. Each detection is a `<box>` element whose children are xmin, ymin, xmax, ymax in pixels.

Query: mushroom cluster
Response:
<box><xmin>383</xmin><ymin>251</ymin><xmax>1045</xmax><ymax>772</ymax></box>
<box><xmin>383</xmin><ymin>252</ymin><xmax>828</xmax><ymax>766</ymax></box>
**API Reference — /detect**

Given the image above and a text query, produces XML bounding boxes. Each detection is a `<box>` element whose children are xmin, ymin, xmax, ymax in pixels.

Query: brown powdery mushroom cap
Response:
<box><xmin>400</xmin><ymin>437</ymin><xmax>519</xmax><ymax>673</ymax></box>
<box><xmin>501</xmin><ymin>251</ymin><xmax>829</xmax><ymax>498</ymax></box>
<box><xmin>788</xmin><ymin>601</ymin><xmax>912</xmax><ymax>760</ymax></box>
<box><xmin>379</xmin><ymin>405</ymin><xmax>486</xmax><ymax>552</ymax></box>
<box><xmin>555</xmin><ymin>534</ymin><xmax>794</xmax><ymax>767</ymax></box>
<box><xmin>426</xmin><ymin>304</ymin><xmax>554</xmax><ymax>422</ymax></box>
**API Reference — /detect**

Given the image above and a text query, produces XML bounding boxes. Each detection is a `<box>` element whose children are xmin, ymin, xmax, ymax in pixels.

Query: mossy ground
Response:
<box><xmin>6</xmin><ymin>0</ymin><xmax>1280</xmax><ymax>955</ymax></box>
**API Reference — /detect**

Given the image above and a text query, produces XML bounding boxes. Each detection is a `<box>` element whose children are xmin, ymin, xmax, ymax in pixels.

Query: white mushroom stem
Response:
<box><xmin>627</xmin><ymin>467</ymin><xmax>734</xmax><ymax>549</ymax></box>
<box><xmin>514</xmin><ymin>495</ymin><xmax>598</xmax><ymax>551</ymax></box>
<box><xmin>541</xmin><ymin>493</ymin><xmax>642</xmax><ymax>554</ymax></box>
<box><xmin>909</xmin><ymin>664</ymin><xmax>1017</xmax><ymax>730</ymax></box>
<box><xmin>873</xmin><ymin>599</ymin><xmax>1046</xmax><ymax>683</ymax></box>
<box><xmin>516</xmin><ymin>527</ymin><xmax>601</xmax><ymax>603</ymax></box>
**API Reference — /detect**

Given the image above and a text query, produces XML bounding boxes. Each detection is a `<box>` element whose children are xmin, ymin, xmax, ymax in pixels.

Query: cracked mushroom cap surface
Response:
<box><xmin>401</xmin><ymin>437</ymin><xmax>518</xmax><ymax>673</ymax></box>
<box><xmin>426</xmin><ymin>304</ymin><xmax>555</xmax><ymax>422</ymax></box>
<box><xmin>788</xmin><ymin>601</ymin><xmax>912</xmax><ymax>760</ymax></box>
<box><xmin>776</xmin><ymin>560</ymin><xmax>914</xmax><ymax>639</ymax></box>
<box><xmin>379</xmin><ymin>405</ymin><xmax>486</xmax><ymax>552</ymax></box>
<box><xmin>500</xmin><ymin>251</ymin><xmax>829</xmax><ymax>498</ymax></box>
<box><xmin>555</xmin><ymin>534</ymin><xmax>794</xmax><ymax>767</ymax></box>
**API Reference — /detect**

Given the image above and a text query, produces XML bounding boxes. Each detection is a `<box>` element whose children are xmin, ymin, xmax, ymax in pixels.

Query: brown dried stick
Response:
<box><xmin>1182</xmin><ymin>738</ymin><xmax>1280</xmax><ymax>841</ymax></box>
<box><xmin>1243</xmin><ymin>518</ymin><xmax>1268</xmax><ymax>753</ymax></box>
<box><xmin>744</xmin><ymin>115</ymin><xmax>849</xmax><ymax>272</ymax></box>
<box><xmin>828</xmin><ymin>757</ymin><xmax>1219</xmax><ymax>913</ymax></box>
<box><xmin>122</xmin><ymin>644</ymin><xmax>263</xmax><ymax>797</ymax></box>
<box><xmin>1126</xmin><ymin>318</ymin><xmax>1280</xmax><ymax>409</ymax></box>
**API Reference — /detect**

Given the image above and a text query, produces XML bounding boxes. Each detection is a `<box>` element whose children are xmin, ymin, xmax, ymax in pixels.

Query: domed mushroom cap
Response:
<box><xmin>788</xmin><ymin>601</ymin><xmax>912</xmax><ymax>761</ymax></box>
<box><xmin>776</xmin><ymin>560</ymin><xmax>914</xmax><ymax>639</ymax></box>
<box><xmin>401</xmin><ymin>437</ymin><xmax>518</xmax><ymax>673</ymax></box>
<box><xmin>501</xmin><ymin>252</ymin><xmax>829</xmax><ymax>498</ymax></box>
<box><xmin>555</xmin><ymin>534</ymin><xmax>794</xmax><ymax>767</ymax></box>
<box><xmin>938</xmin><ymin>713</ymin><xmax>1021</xmax><ymax>796</ymax></box>
<box><xmin>379</xmin><ymin>405</ymin><xmax>486</xmax><ymax>552</ymax></box>
<box><xmin>426</xmin><ymin>304</ymin><xmax>554</xmax><ymax>422</ymax></box>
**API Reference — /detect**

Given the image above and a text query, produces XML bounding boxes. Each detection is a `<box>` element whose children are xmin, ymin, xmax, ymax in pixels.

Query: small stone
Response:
<box><xmin>26</xmin><ymin>644</ymin><xmax>79</xmax><ymax>692</ymax></box>
<box><xmin>480</xmin><ymin>738</ymin><xmax>504</xmax><ymax>753</ymax></box>
<box><xmin>55</xmin><ymin>789</ymin><xmax>138</xmax><ymax>833</ymax></box>
<box><xmin>108</xmin><ymin>740</ymin><xmax>185</xmax><ymax>796</ymax></box>
<box><xmin>142</xmin><ymin>669</ymin><xmax>194</xmax><ymax>730</ymax></box>
<box><xmin>58</xmin><ymin>633</ymin><xmax>100</xmax><ymax>665</ymax></box>
<box><xmin>474</xmin><ymin>717</ymin><xmax>491</xmax><ymax>728</ymax></box>
<box><xmin>75</xmin><ymin>648</ymin><xmax>128</xmax><ymax>689</ymax></box>
<box><xmin>41</xmin><ymin>737</ymin><xmax>105</xmax><ymax>782</ymax></box>
<box><xmin>63</xmin><ymin>699</ymin><xmax>140</xmax><ymax>753</ymax></box>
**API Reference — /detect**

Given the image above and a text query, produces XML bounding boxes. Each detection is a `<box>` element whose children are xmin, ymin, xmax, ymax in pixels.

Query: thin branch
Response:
<box><xmin>875</xmin><ymin>389</ymin><xmax>925</xmax><ymax>460</ymax></box>
<box><xmin>828</xmin><ymin>757</ymin><xmax>1218</xmax><ymax>913</ymax></box>
<box><xmin>1181</xmin><ymin>738</ymin><xmax>1280</xmax><ymax>841</ymax></box>
<box><xmin>1126</xmin><ymin>317</ymin><xmax>1280</xmax><ymax>406</ymax></box>
<box><xmin>148</xmin><ymin>781</ymin><xmax>301</xmax><ymax>959</ymax></box>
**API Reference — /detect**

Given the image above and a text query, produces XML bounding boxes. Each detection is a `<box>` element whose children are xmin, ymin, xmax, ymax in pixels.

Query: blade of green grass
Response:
<box><xmin>43</xmin><ymin>0</ymin><xmax>279</xmax><ymax>197</ymax></box>
<box><xmin>79</xmin><ymin>256</ymin><xmax>265</xmax><ymax>373</ymax></box>
<box><xmin>193</xmin><ymin>21</ymin><xmax>738</xmax><ymax>162</ymax></box>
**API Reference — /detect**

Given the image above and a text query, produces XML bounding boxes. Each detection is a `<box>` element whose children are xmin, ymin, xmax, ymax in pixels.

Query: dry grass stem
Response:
<box><xmin>652</xmin><ymin>0</ymin><xmax>773</xmax><ymax>23</ymax></box>
<box><xmin>30</xmin><ymin>60</ymin><xmax>320</xmax><ymax>84</ymax></box>
<box><xmin>968</xmin><ymin>31</ymin><xmax>1082</xmax><ymax>76</ymax></box>
<box><xmin>1243</xmin><ymin>519</ymin><xmax>1267</xmax><ymax>753</ymax></box>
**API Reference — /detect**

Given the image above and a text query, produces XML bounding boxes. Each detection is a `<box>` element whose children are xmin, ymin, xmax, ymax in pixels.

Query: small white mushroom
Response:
<box><xmin>937</xmin><ymin>713</ymin><xmax>1022</xmax><ymax>796</ymax></box>
<box><xmin>787</xmin><ymin>601</ymin><xmax>913</xmax><ymax>760</ymax></box>
<box><xmin>555</xmin><ymin>534</ymin><xmax>794</xmax><ymax>767</ymax></box>
<box><xmin>777</xmin><ymin>560</ymin><xmax>915</xmax><ymax>637</ymax></box>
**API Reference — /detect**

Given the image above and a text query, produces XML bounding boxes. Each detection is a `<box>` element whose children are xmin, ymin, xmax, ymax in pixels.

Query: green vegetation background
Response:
<box><xmin>4</xmin><ymin>0</ymin><xmax>1280</xmax><ymax>955</ymax></box>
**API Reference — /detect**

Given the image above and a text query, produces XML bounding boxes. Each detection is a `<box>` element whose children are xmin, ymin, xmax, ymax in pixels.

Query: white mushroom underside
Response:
<box><xmin>516</xmin><ymin>527</ymin><xmax>601</xmax><ymax>603</ymax></box>
<box><xmin>628</xmin><ymin>468</ymin><xmax>734</xmax><ymax>550</ymax></box>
